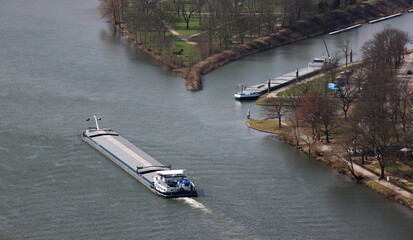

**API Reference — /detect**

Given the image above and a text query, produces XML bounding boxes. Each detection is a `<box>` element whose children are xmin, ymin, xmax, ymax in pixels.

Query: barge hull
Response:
<box><xmin>82</xmin><ymin>129</ymin><xmax>197</xmax><ymax>198</ymax></box>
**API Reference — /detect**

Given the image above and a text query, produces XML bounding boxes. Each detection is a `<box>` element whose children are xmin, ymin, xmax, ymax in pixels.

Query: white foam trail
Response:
<box><xmin>177</xmin><ymin>197</ymin><xmax>213</xmax><ymax>214</ymax></box>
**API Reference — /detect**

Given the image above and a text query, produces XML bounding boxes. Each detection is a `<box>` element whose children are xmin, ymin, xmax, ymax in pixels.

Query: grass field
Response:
<box><xmin>279</xmin><ymin>77</ymin><xmax>334</xmax><ymax>97</ymax></box>
<box><xmin>172</xmin><ymin>16</ymin><xmax>201</xmax><ymax>36</ymax></box>
<box><xmin>247</xmin><ymin>119</ymin><xmax>295</xmax><ymax>134</ymax></box>
<box><xmin>169</xmin><ymin>16</ymin><xmax>202</xmax><ymax>66</ymax></box>
<box><xmin>279</xmin><ymin>64</ymin><xmax>362</xmax><ymax>97</ymax></box>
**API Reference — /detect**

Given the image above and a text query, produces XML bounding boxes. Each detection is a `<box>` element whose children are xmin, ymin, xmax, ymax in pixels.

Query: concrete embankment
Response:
<box><xmin>185</xmin><ymin>0</ymin><xmax>413</xmax><ymax>91</ymax></box>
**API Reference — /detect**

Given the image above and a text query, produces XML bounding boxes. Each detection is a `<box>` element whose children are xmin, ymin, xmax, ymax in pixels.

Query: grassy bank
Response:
<box><xmin>364</xmin><ymin>180</ymin><xmax>413</xmax><ymax>209</ymax></box>
<box><xmin>246</xmin><ymin>119</ymin><xmax>291</xmax><ymax>134</ymax></box>
<box><xmin>246</xmin><ymin>118</ymin><xmax>413</xmax><ymax>210</ymax></box>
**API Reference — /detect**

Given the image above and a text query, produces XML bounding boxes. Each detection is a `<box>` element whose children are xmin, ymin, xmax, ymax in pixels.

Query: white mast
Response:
<box><xmin>87</xmin><ymin>115</ymin><xmax>101</xmax><ymax>130</ymax></box>
<box><xmin>93</xmin><ymin>115</ymin><xmax>100</xmax><ymax>130</ymax></box>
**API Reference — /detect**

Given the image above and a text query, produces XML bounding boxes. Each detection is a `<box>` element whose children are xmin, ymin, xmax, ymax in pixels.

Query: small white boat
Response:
<box><xmin>234</xmin><ymin>84</ymin><xmax>266</xmax><ymax>100</ymax></box>
<box><xmin>234</xmin><ymin>90</ymin><xmax>263</xmax><ymax>100</ymax></box>
<box><xmin>308</xmin><ymin>57</ymin><xmax>327</xmax><ymax>68</ymax></box>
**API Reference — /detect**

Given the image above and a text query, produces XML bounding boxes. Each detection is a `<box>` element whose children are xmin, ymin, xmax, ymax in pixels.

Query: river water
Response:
<box><xmin>1</xmin><ymin>0</ymin><xmax>413</xmax><ymax>239</ymax></box>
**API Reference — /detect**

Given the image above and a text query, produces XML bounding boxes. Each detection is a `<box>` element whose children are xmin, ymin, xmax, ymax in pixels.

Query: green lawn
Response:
<box><xmin>247</xmin><ymin>119</ymin><xmax>293</xmax><ymax>134</ymax></box>
<box><xmin>172</xmin><ymin>16</ymin><xmax>201</xmax><ymax>37</ymax></box>
<box><xmin>166</xmin><ymin>16</ymin><xmax>202</xmax><ymax>66</ymax></box>
<box><xmin>361</xmin><ymin>0</ymin><xmax>377</xmax><ymax>3</ymax></box>
<box><xmin>279</xmin><ymin>76</ymin><xmax>334</xmax><ymax>97</ymax></box>
<box><xmin>171</xmin><ymin>38</ymin><xmax>199</xmax><ymax>66</ymax></box>
<box><xmin>279</xmin><ymin>64</ymin><xmax>361</xmax><ymax>97</ymax></box>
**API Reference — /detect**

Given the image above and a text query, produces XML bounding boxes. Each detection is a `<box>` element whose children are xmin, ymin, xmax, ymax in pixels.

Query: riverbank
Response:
<box><xmin>183</xmin><ymin>0</ymin><xmax>413</xmax><ymax>90</ymax></box>
<box><xmin>116</xmin><ymin>27</ymin><xmax>182</xmax><ymax>70</ymax></box>
<box><xmin>247</xmin><ymin>118</ymin><xmax>413</xmax><ymax>210</ymax></box>
<box><xmin>247</xmin><ymin>50</ymin><xmax>413</xmax><ymax>210</ymax></box>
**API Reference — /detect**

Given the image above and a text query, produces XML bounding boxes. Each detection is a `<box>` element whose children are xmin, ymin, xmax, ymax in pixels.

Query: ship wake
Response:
<box><xmin>177</xmin><ymin>197</ymin><xmax>213</xmax><ymax>214</ymax></box>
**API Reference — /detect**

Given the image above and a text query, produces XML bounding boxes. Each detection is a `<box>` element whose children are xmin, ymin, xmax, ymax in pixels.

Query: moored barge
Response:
<box><xmin>234</xmin><ymin>60</ymin><xmax>323</xmax><ymax>100</ymax></box>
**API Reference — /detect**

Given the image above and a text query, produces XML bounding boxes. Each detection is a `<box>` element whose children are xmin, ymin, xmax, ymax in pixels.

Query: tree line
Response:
<box><xmin>265</xmin><ymin>26</ymin><xmax>411</xmax><ymax>181</ymax></box>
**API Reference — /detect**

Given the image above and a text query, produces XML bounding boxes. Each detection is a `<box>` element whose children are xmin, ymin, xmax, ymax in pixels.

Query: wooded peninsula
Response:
<box><xmin>99</xmin><ymin>0</ymin><xmax>413</xmax><ymax>90</ymax></box>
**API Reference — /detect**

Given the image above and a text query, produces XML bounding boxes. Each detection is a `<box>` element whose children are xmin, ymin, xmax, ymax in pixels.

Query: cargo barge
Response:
<box><xmin>234</xmin><ymin>58</ymin><xmax>324</xmax><ymax>100</ymax></box>
<box><xmin>82</xmin><ymin>116</ymin><xmax>197</xmax><ymax>198</ymax></box>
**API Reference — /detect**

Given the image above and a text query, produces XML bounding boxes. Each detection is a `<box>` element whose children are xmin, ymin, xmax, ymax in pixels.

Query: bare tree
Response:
<box><xmin>124</xmin><ymin>0</ymin><xmax>175</xmax><ymax>56</ymax></box>
<box><xmin>344</xmin><ymin>114</ymin><xmax>371</xmax><ymax>164</ymax></box>
<box><xmin>302</xmin><ymin>130</ymin><xmax>318</xmax><ymax>158</ymax></box>
<box><xmin>296</xmin><ymin>92</ymin><xmax>322</xmax><ymax>140</ymax></box>
<box><xmin>354</xmin><ymin>27</ymin><xmax>412</xmax><ymax>179</ymax></box>
<box><xmin>124</xmin><ymin>0</ymin><xmax>155</xmax><ymax>43</ymax></box>
<box><xmin>262</xmin><ymin>96</ymin><xmax>287</xmax><ymax>128</ymax></box>
<box><xmin>343</xmin><ymin>28</ymin><xmax>412</xmax><ymax>176</ymax></box>
<box><xmin>244</xmin><ymin>0</ymin><xmax>259</xmax><ymax>38</ymax></box>
<box><xmin>260</xmin><ymin>0</ymin><xmax>277</xmax><ymax>35</ymax></box>
<box><xmin>290</xmin><ymin>111</ymin><xmax>301</xmax><ymax>147</ymax></box>
<box><xmin>336</xmin><ymin>82</ymin><xmax>358</xmax><ymax>119</ymax></box>
<box><xmin>355</xmin><ymin>69</ymin><xmax>396</xmax><ymax>178</ymax></box>
<box><xmin>321</xmin><ymin>56</ymin><xmax>340</xmax><ymax>83</ymax></box>
<box><xmin>281</xmin><ymin>0</ymin><xmax>288</xmax><ymax>27</ymax></box>
<box><xmin>362</xmin><ymin>25</ymin><xmax>410</xmax><ymax>73</ymax></box>
<box><xmin>397</xmin><ymin>83</ymin><xmax>413</xmax><ymax>135</ymax></box>
<box><xmin>351</xmin><ymin>66</ymin><xmax>367</xmax><ymax>92</ymax></box>
<box><xmin>195</xmin><ymin>0</ymin><xmax>207</xmax><ymax>25</ymax></box>
<box><xmin>173</xmin><ymin>0</ymin><xmax>198</xmax><ymax>29</ymax></box>
<box><xmin>335</xmin><ymin>144</ymin><xmax>363</xmax><ymax>182</ymax></box>
<box><xmin>99</xmin><ymin>0</ymin><xmax>127</xmax><ymax>27</ymax></box>
<box><xmin>336</xmin><ymin>38</ymin><xmax>351</xmax><ymax>67</ymax></box>
<box><xmin>318</xmin><ymin>95</ymin><xmax>338</xmax><ymax>143</ymax></box>
<box><xmin>198</xmin><ymin>0</ymin><xmax>220</xmax><ymax>57</ymax></box>
<box><xmin>388</xmin><ymin>77</ymin><xmax>403</xmax><ymax>142</ymax></box>
<box><xmin>297</xmin><ymin>92</ymin><xmax>338</xmax><ymax>143</ymax></box>
<box><xmin>217</xmin><ymin>0</ymin><xmax>243</xmax><ymax>49</ymax></box>
<box><xmin>320</xmin><ymin>56</ymin><xmax>340</xmax><ymax>96</ymax></box>
<box><xmin>284</xmin><ymin>89</ymin><xmax>304</xmax><ymax>146</ymax></box>
<box><xmin>281</xmin><ymin>0</ymin><xmax>313</xmax><ymax>26</ymax></box>
<box><xmin>243</xmin><ymin>0</ymin><xmax>276</xmax><ymax>37</ymax></box>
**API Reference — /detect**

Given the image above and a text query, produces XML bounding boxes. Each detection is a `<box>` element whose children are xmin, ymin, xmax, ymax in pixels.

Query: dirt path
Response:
<box><xmin>295</xmin><ymin>127</ymin><xmax>413</xmax><ymax>200</ymax></box>
<box><xmin>397</xmin><ymin>49</ymin><xmax>413</xmax><ymax>87</ymax></box>
<box><xmin>163</xmin><ymin>21</ymin><xmax>198</xmax><ymax>46</ymax></box>
<box><xmin>328</xmin><ymin>141</ymin><xmax>413</xmax><ymax>200</ymax></box>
